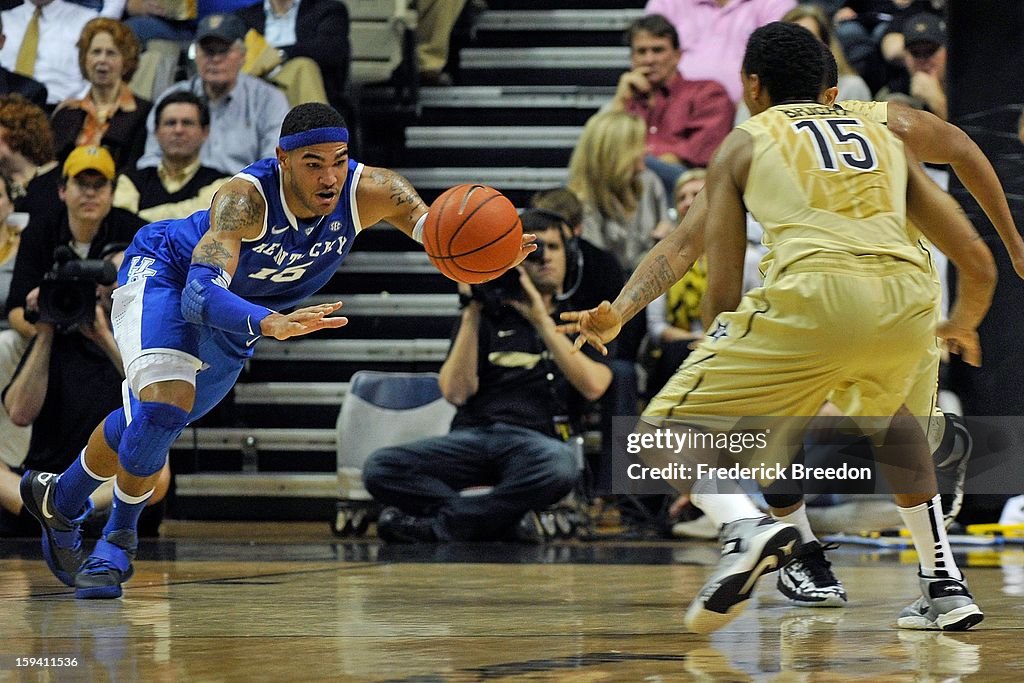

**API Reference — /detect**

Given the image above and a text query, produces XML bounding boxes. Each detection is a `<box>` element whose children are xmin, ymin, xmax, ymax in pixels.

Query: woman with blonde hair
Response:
<box><xmin>567</xmin><ymin>110</ymin><xmax>672</xmax><ymax>272</ymax></box>
<box><xmin>51</xmin><ymin>18</ymin><xmax>152</xmax><ymax>171</ymax></box>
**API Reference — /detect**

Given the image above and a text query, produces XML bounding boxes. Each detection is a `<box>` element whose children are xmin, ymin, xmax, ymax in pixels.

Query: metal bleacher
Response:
<box><xmin>171</xmin><ymin>0</ymin><xmax>645</xmax><ymax>520</ymax></box>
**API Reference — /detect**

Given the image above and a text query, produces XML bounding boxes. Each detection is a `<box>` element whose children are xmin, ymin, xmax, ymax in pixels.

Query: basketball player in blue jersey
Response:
<box><xmin>18</xmin><ymin>103</ymin><xmax>537</xmax><ymax>599</ymax></box>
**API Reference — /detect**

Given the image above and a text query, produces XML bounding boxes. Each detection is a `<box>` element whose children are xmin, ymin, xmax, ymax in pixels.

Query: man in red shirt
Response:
<box><xmin>609</xmin><ymin>14</ymin><xmax>735</xmax><ymax>197</ymax></box>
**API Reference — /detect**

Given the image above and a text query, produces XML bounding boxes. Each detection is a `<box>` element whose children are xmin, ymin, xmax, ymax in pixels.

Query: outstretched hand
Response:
<box><xmin>556</xmin><ymin>300</ymin><xmax>622</xmax><ymax>356</ymax></box>
<box><xmin>261</xmin><ymin>302</ymin><xmax>348</xmax><ymax>341</ymax></box>
<box><xmin>507</xmin><ymin>233</ymin><xmax>538</xmax><ymax>268</ymax></box>
<box><xmin>936</xmin><ymin>320</ymin><xmax>981</xmax><ymax>367</ymax></box>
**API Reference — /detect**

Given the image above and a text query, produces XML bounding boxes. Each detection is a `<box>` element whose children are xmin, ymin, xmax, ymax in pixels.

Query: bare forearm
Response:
<box><xmin>4</xmin><ymin>333</ymin><xmax>51</xmax><ymax>426</ymax></box>
<box><xmin>438</xmin><ymin>307</ymin><xmax>481</xmax><ymax>405</ymax></box>
<box><xmin>535</xmin><ymin>317</ymin><xmax>612</xmax><ymax>402</ymax></box>
<box><xmin>949</xmin><ymin>143</ymin><xmax>1024</xmax><ymax>260</ymax></box>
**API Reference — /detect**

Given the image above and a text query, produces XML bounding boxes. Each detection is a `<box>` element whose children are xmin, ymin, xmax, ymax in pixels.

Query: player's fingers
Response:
<box><xmin>960</xmin><ymin>339</ymin><xmax>982</xmax><ymax>367</ymax></box>
<box><xmin>559</xmin><ymin>311</ymin><xmax>582</xmax><ymax>322</ymax></box>
<box><xmin>318</xmin><ymin>316</ymin><xmax>349</xmax><ymax>329</ymax></box>
<box><xmin>572</xmin><ymin>334</ymin><xmax>586</xmax><ymax>351</ymax></box>
<box><xmin>555</xmin><ymin>322</ymin><xmax>579</xmax><ymax>335</ymax></box>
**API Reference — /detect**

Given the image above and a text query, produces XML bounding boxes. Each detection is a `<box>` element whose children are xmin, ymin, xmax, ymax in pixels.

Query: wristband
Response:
<box><xmin>411</xmin><ymin>213</ymin><xmax>427</xmax><ymax>244</ymax></box>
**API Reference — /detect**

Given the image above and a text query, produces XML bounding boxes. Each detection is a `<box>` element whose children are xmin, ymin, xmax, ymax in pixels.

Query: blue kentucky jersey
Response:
<box><xmin>124</xmin><ymin>157</ymin><xmax>364</xmax><ymax>313</ymax></box>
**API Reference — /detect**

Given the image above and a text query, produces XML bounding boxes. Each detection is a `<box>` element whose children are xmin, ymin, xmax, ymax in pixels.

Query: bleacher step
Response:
<box><xmin>175</xmin><ymin>473</ymin><xmax>337</xmax><ymax>498</ymax></box>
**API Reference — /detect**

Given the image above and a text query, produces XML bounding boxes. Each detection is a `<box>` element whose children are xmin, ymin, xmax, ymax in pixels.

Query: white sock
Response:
<box><xmin>772</xmin><ymin>503</ymin><xmax>818</xmax><ymax>545</ymax></box>
<box><xmin>899</xmin><ymin>495</ymin><xmax>962</xmax><ymax>581</ymax></box>
<box><xmin>690</xmin><ymin>478</ymin><xmax>762</xmax><ymax>529</ymax></box>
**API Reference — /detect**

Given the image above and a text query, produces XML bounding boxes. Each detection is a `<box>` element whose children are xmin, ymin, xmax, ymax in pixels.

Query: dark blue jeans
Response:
<box><xmin>362</xmin><ymin>423</ymin><xmax>579</xmax><ymax>541</ymax></box>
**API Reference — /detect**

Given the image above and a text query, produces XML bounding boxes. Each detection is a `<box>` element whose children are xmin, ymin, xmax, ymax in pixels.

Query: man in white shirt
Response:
<box><xmin>0</xmin><ymin>0</ymin><xmax>97</xmax><ymax>107</ymax></box>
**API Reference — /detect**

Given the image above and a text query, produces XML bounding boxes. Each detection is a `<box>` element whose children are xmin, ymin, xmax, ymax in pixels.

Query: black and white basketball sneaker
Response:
<box><xmin>777</xmin><ymin>541</ymin><xmax>847</xmax><ymax>607</ymax></box>
<box><xmin>685</xmin><ymin>516</ymin><xmax>800</xmax><ymax>633</ymax></box>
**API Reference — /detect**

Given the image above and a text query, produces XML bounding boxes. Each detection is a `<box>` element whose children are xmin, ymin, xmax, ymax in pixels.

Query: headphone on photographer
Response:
<box><xmin>518</xmin><ymin>208</ymin><xmax>583</xmax><ymax>302</ymax></box>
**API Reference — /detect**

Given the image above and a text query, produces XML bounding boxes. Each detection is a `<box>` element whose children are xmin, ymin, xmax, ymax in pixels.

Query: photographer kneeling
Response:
<box><xmin>364</xmin><ymin>210</ymin><xmax>613</xmax><ymax>542</ymax></box>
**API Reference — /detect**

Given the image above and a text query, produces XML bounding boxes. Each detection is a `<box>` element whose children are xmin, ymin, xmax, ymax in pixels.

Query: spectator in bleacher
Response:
<box><xmin>644</xmin><ymin>0</ymin><xmax>796</xmax><ymax>103</ymax></box>
<box><xmin>876</xmin><ymin>12</ymin><xmax>946</xmax><ymax>119</ymax></box>
<box><xmin>0</xmin><ymin>95</ymin><xmax>61</xmax><ymax>254</ymax></box>
<box><xmin>137</xmin><ymin>13</ymin><xmax>290</xmax><ymax>175</ymax></box>
<box><xmin>124</xmin><ymin>0</ymin><xmax>198</xmax><ymax>47</ymax></box>
<box><xmin>236</xmin><ymin>0</ymin><xmax>349</xmax><ymax>109</ymax></box>
<box><xmin>416</xmin><ymin>0</ymin><xmax>468</xmax><ymax>86</ymax></box>
<box><xmin>0</xmin><ymin>245</ymin><xmax>169</xmax><ymax>539</ymax></box>
<box><xmin>51</xmin><ymin>18</ymin><xmax>153</xmax><ymax>172</ymax></box>
<box><xmin>113</xmin><ymin>91</ymin><xmax>228</xmax><ymax>222</ymax></box>
<box><xmin>567</xmin><ymin>110</ymin><xmax>673</xmax><ymax>273</ymax></box>
<box><xmin>609</xmin><ymin>14</ymin><xmax>733</xmax><ymax>198</ymax></box>
<box><xmin>0</xmin><ymin>15</ymin><xmax>48</xmax><ymax>108</ymax></box>
<box><xmin>828</xmin><ymin>1</ymin><xmax>901</xmax><ymax>92</ymax></box>
<box><xmin>0</xmin><ymin>0</ymin><xmax>98</xmax><ymax>108</ymax></box>
<box><xmin>365</xmin><ymin>209</ymin><xmax>612</xmax><ymax>543</ymax></box>
<box><xmin>0</xmin><ymin>95</ymin><xmax>59</xmax><ymax>469</ymax></box>
<box><xmin>877</xmin><ymin>0</ymin><xmax>944</xmax><ymax>65</ymax></box>
<box><xmin>5</xmin><ymin>145</ymin><xmax>145</xmax><ymax>343</ymax></box>
<box><xmin>0</xmin><ymin>169</ymin><xmax>30</xmax><ymax>471</ymax></box>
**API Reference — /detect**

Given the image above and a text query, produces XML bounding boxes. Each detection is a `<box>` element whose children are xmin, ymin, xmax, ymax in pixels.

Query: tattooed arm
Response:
<box><xmin>557</xmin><ymin>186</ymin><xmax>710</xmax><ymax>355</ymax></box>
<box><xmin>191</xmin><ymin>179</ymin><xmax>267</xmax><ymax>275</ymax></box>
<box><xmin>184</xmin><ymin>179</ymin><xmax>348</xmax><ymax>340</ymax></box>
<box><xmin>355</xmin><ymin>166</ymin><xmax>428</xmax><ymax>237</ymax></box>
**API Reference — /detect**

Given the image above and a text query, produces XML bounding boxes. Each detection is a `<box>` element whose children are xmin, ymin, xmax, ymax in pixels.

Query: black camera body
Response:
<box><xmin>470</xmin><ymin>241</ymin><xmax>546</xmax><ymax>315</ymax></box>
<box><xmin>37</xmin><ymin>251</ymin><xmax>118</xmax><ymax>332</ymax></box>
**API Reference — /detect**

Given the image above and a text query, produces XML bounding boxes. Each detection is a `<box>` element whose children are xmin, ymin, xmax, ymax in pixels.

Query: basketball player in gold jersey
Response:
<box><xmin>565</xmin><ymin>41</ymin><xmax>1020</xmax><ymax>613</ymax></box>
<box><xmin>561</xmin><ymin>22</ymin><xmax>996</xmax><ymax>633</ymax></box>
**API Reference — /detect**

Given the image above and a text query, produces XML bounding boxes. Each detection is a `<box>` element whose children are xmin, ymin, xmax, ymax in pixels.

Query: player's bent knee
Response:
<box><xmin>120</xmin><ymin>402</ymin><xmax>190</xmax><ymax>477</ymax></box>
<box><xmin>126</xmin><ymin>352</ymin><xmax>200</xmax><ymax>399</ymax></box>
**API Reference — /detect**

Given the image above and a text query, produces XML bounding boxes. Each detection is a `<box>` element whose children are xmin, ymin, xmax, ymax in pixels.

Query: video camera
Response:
<box><xmin>36</xmin><ymin>246</ymin><xmax>118</xmax><ymax>332</ymax></box>
<box><xmin>469</xmin><ymin>241</ymin><xmax>545</xmax><ymax>315</ymax></box>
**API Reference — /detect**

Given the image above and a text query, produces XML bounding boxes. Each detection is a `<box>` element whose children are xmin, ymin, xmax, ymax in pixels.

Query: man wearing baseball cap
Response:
<box><xmin>878</xmin><ymin>12</ymin><xmax>948</xmax><ymax>120</ymax></box>
<box><xmin>5</xmin><ymin>145</ymin><xmax>144</xmax><ymax>344</ymax></box>
<box><xmin>136</xmin><ymin>13</ymin><xmax>290</xmax><ymax>176</ymax></box>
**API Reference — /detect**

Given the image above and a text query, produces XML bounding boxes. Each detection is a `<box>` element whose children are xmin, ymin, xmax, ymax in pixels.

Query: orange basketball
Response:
<box><xmin>423</xmin><ymin>184</ymin><xmax>522</xmax><ymax>285</ymax></box>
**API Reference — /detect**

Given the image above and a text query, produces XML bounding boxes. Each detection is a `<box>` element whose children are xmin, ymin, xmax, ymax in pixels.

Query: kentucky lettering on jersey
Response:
<box><xmin>122</xmin><ymin>157</ymin><xmax>364</xmax><ymax>313</ymax></box>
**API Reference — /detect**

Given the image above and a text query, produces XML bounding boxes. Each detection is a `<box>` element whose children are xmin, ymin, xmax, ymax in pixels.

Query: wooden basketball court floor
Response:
<box><xmin>1</xmin><ymin>522</ymin><xmax>1022</xmax><ymax>681</ymax></box>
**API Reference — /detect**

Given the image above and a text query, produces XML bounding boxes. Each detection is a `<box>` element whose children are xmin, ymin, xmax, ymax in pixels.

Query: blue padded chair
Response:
<box><xmin>334</xmin><ymin>371</ymin><xmax>455</xmax><ymax>535</ymax></box>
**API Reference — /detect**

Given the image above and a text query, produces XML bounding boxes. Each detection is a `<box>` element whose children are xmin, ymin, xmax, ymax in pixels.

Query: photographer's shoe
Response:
<box><xmin>685</xmin><ymin>516</ymin><xmax>800</xmax><ymax>633</ymax></box>
<box><xmin>75</xmin><ymin>529</ymin><xmax>137</xmax><ymax>599</ymax></box>
<box><xmin>20</xmin><ymin>471</ymin><xmax>92</xmax><ymax>586</ymax></box>
<box><xmin>896</xmin><ymin>573</ymin><xmax>984</xmax><ymax>631</ymax></box>
<box><xmin>375</xmin><ymin>507</ymin><xmax>439</xmax><ymax>543</ymax></box>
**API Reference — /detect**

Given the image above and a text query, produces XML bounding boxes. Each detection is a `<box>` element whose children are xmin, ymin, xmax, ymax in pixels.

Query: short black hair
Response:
<box><xmin>280</xmin><ymin>103</ymin><xmax>347</xmax><ymax>138</ymax></box>
<box><xmin>742</xmin><ymin>22</ymin><xmax>825</xmax><ymax>104</ymax></box>
<box><xmin>821</xmin><ymin>41</ymin><xmax>839</xmax><ymax>91</ymax></box>
<box><xmin>626</xmin><ymin>13</ymin><xmax>679</xmax><ymax>50</ymax></box>
<box><xmin>155</xmin><ymin>90</ymin><xmax>210</xmax><ymax>128</ymax></box>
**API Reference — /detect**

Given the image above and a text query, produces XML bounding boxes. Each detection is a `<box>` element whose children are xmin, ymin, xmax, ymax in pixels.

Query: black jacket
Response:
<box><xmin>0</xmin><ymin>67</ymin><xmax>48</xmax><ymax>108</ymax></box>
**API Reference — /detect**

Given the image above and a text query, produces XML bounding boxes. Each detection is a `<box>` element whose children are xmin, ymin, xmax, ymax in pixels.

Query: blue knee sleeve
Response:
<box><xmin>103</xmin><ymin>408</ymin><xmax>128</xmax><ymax>451</ymax></box>
<box><xmin>120</xmin><ymin>402</ymin><xmax>190</xmax><ymax>477</ymax></box>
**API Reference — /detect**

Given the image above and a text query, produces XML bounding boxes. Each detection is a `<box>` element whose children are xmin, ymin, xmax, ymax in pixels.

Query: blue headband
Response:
<box><xmin>279</xmin><ymin>126</ymin><xmax>349</xmax><ymax>151</ymax></box>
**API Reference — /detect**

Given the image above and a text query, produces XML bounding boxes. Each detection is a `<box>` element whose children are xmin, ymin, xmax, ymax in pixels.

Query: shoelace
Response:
<box><xmin>79</xmin><ymin>557</ymin><xmax>120</xmax><ymax>576</ymax></box>
<box><xmin>800</xmin><ymin>542</ymin><xmax>840</xmax><ymax>585</ymax></box>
